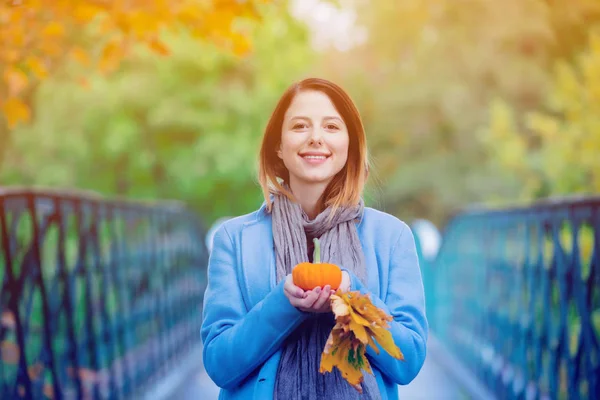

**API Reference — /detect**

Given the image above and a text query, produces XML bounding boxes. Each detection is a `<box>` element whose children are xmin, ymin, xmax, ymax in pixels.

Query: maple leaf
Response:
<box><xmin>319</xmin><ymin>290</ymin><xmax>404</xmax><ymax>391</ymax></box>
<box><xmin>331</xmin><ymin>294</ymin><xmax>350</xmax><ymax>316</ymax></box>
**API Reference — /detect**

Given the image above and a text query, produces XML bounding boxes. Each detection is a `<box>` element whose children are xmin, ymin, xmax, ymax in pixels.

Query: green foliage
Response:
<box><xmin>2</xmin><ymin>4</ymin><xmax>314</xmax><ymax>224</ymax></box>
<box><xmin>482</xmin><ymin>30</ymin><xmax>600</xmax><ymax>201</ymax></box>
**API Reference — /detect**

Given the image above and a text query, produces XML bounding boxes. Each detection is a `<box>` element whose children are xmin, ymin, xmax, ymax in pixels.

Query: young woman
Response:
<box><xmin>201</xmin><ymin>78</ymin><xmax>428</xmax><ymax>400</ymax></box>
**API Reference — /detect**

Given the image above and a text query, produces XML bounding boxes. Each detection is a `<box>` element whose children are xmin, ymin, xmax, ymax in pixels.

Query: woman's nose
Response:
<box><xmin>309</xmin><ymin>137</ymin><xmax>323</xmax><ymax>146</ymax></box>
<box><xmin>308</xmin><ymin>129</ymin><xmax>324</xmax><ymax>146</ymax></box>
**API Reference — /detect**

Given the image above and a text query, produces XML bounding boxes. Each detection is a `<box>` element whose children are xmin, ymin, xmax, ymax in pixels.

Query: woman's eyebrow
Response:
<box><xmin>289</xmin><ymin>116</ymin><xmax>344</xmax><ymax>123</ymax></box>
<box><xmin>290</xmin><ymin>115</ymin><xmax>342</xmax><ymax>120</ymax></box>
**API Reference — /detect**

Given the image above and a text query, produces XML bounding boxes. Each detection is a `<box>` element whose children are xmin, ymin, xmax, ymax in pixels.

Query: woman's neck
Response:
<box><xmin>289</xmin><ymin>179</ymin><xmax>329</xmax><ymax>220</ymax></box>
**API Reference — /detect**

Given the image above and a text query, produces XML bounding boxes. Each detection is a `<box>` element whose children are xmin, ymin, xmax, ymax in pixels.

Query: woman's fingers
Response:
<box><xmin>284</xmin><ymin>275</ymin><xmax>306</xmax><ymax>299</ymax></box>
<box><xmin>294</xmin><ymin>289</ymin><xmax>320</xmax><ymax>311</ymax></box>
<box><xmin>311</xmin><ymin>285</ymin><xmax>331</xmax><ymax>310</ymax></box>
<box><xmin>297</xmin><ymin>286</ymin><xmax>335</xmax><ymax>313</ymax></box>
<box><xmin>300</xmin><ymin>288</ymin><xmax>320</xmax><ymax>308</ymax></box>
<box><xmin>284</xmin><ymin>278</ymin><xmax>336</xmax><ymax>313</ymax></box>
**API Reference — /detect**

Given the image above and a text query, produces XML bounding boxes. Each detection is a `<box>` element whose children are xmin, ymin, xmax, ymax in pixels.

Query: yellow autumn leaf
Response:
<box><xmin>25</xmin><ymin>56</ymin><xmax>48</xmax><ymax>79</ymax></box>
<box><xmin>69</xmin><ymin>47</ymin><xmax>91</xmax><ymax>66</ymax></box>
<box><xmin>177</xmin><ymin>3</ymin><xmax>206</xmax><ymax>25</ymax></box>
<box><xmin>3</xmin><ymin>67</ymin><xmax>28</xmax><ymax>96</ymax></box>
<box><xmin>369</xmin><ymin>324</ymin><xmax>404</xmax><ymax>360</ymax></box>
<box><xmin>348</xmin><ymin>306</ymin><xmax>372</xmax><ymax>327</ymax></box>
<box><xmin>331</xmin><ymin>294</ymin><xmax>350</xmax><ymax>317</ymax></box>
<box><xmin>320</xmin><ymin>334</ymin><xmax>366</xmax><ymax>391</ymax></box>
<box><xmin>348</xmin><ymin>316</ymin><xmax>369</xmax><ymax>344</ymax></box>
<box><xmin>9</xmin><ymin>27</ymin><xmax>26</xmax><ymax>47</ymax></box>
<box><xmin>2</xmin><ymin>97</ymin><xmax>31</xmax><ymax>128</ymax></box>
<box><xmin>38</xmin><ymin>37</ymin><xmax>63</xmax><ymax>57</ymax></box>
<box><xmin>366</xmin><ymin>334</ymin><xmax>380</xmax><ymax>355</ymax></box>
<box><xmin>73</xmin><ymin>4</ymin><xmax>104</xmax><ymax>23</ymax></box>
<box><xmin>148</xmin><ymin>36</ymin><xmax>171</xmax><ymax>56</ymax></box>
<box><xmin>231</xmin><ymin>34</ymin><xmax>251</xmax><ymax>56</ymax></box>
<box><xmin>2</xmin><ymin>49</ymin><xmax>20</xmax><ymax>63</ymax></box>
<box><xmin>99</xmin><ymin>39</ymin><xmax>123</xmax><ymax>73</ymax></box>
<box><xmin>320</xmin><ymin>332</ymin><xmax>348</xmax><ymax>372</ymax></box>
<box><xmin>126</xmin><ymin>12</ymin><xmax>158</xmax><ymax>38</ymax></box>
<box><xmin>42</xmin><ymin>21</ymin><xmax>65</xmax><ymax>38</ymax></box>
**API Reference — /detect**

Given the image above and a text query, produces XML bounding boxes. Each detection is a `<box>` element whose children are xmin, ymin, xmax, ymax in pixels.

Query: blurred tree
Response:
<box><xmin>482</xmin><ymin>30</ymin><xmax>600</xmax><ymax>200</ymax></box>
<box><xmin>1</xmin><ymin>2</ymin><xmax>315</xmax><ymax>224</ymax></box>
<box><xmin>0</xmin><ymin>0</ymin><xmax>267</xmax><ymax>168</ymax></box>
<box><xmin>317</xmin><ymin>0</ymin><xmax>600</xmax><ymax>223</ymax></box>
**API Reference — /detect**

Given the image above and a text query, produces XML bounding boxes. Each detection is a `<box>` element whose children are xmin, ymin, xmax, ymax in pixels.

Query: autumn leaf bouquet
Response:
<box><xmin>293</xmin><ymin>238</ymin><xmax>404</xmax><ymax>392</ymax></box>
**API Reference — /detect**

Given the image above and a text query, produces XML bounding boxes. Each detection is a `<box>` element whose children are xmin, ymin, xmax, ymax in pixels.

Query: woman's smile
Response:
<box><xmin>299</xmin><ymin>151</ymin><xmax>331</xmax><ymax>165</ymax></box>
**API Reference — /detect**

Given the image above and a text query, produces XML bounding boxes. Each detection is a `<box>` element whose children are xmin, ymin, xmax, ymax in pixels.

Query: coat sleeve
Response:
<box><xmin>201</xmin><ymin>223</ymin><xmax>308</xmax><ymax>389</ymax></box>
<box><xmin>342</xmin><ymin>222</ymin><xmax>428</xmax><ymax>385</ymax></box>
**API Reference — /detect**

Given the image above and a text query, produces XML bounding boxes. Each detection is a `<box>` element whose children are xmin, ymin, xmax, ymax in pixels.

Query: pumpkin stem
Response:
<box><xmin>313</xmin><ymin>238</ymin><xmax>321</xmax><ymax>263</ymax></box>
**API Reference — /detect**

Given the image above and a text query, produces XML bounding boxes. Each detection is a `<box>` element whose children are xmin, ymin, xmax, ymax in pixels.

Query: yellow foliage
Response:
<box><xmin>320</xmin><ymin>291</ymin><xmax>404</xmax><ymax>392</ymax></box>
<box><xmin>25</xmin><ymin>56</ymin><xmax>49</xmax><ymax>79</ymax></box>
<box><xmin>3</xmin><ymin>67</ymin><xmax>28</xmax><ymax>96</ymax></box>
<box><xmin>2</xmin><ymin>97</ymin><xmax>30</xmax><ymax>128</ymax></box>
<box><xmin>148</xmin><ymin>36</ymin><xmax>171</xmax><ymax>56</ymax></box>
<box><xmin>0</xmin><ymin>0</ymin><xmax>267</xmax><ymax>128</ymax></box>
<box><xmin>69</xmin><ymin>47</ymin><xmax>91</xmax><ymax>67</ymax></box>
<box><xmin>99</xmin><ymin>39</ymin><xmax>124</xmax><ymax>74</ymax></box>
<box><xmin>484</xmin><ymin>30</ymin><xmax>600</xmax><ymax>199</ymax></box>
<box><xmin>42</xmin><ymin>21</ymin><xmax>66</xmax><ymax>38</ymax></box>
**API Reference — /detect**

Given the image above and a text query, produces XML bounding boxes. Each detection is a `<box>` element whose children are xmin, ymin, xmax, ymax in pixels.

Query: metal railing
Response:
<box><xmin>0</xmin><ymin>188</ymin><xmax>208</xmax><ymax>399</ymax></box>
<box><xmin>419</xmin><ymin>196</ymin><xmax>599</xmax><ymax>400</ymax></box>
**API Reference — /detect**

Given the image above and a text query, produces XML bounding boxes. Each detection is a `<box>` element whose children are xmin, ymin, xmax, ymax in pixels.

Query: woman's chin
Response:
<box><xmin>297</xmin><ymin>174</ymin><xmax>335</xmax><ymax>185</ymax></box>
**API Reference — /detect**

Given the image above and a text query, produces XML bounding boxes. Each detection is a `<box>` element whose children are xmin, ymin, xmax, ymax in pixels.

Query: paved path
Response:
<box><xmin>160</xmin><ymin>335</ymin><xmax>470</xmax><ymax>400</ymax></box>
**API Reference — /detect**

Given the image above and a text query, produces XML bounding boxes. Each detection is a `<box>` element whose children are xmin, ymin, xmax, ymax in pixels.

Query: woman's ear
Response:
<box><xmin>276</xmin><ymin>146</ymin><xmax>283</xmax><ymax>159</ymax></box>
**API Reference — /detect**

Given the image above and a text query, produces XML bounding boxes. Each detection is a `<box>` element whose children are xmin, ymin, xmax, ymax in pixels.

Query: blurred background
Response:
<box><xmin>3</xmin><ymin>0</ymin><xmax>598</xmax><ymax>227</ymax></box>
<box><xmin>1</xmin><ymin>0</ymin><xmax>599</xmax><ymax>399</ymax></box>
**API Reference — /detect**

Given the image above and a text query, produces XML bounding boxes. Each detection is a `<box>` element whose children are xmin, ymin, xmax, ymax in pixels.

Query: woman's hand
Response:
<box><xmin>338</xmin><ymin>270</ymin><xmax>351</xmax><ymax>293</ymax></box>
<box><xmin>283</xmin><ymin>274</ymin><xmax>335</xmax><ymax>313</ymax></box>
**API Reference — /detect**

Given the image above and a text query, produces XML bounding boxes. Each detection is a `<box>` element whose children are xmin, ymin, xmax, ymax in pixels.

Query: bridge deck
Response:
<box><xmin>148</xmin><ymin>336</ymin><xmax>470</xmax><ymax>400</ymax></box>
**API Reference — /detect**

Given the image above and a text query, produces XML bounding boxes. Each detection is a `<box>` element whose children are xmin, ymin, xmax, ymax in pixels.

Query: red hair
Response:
<box><xmin>258</xmin><ymin>77</ymin><xmax>369</xmax><ymax>215</ymax></box>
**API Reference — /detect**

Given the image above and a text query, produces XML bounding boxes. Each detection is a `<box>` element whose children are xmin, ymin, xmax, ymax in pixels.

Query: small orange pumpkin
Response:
<box><xmin>292</xmin><ymin>238</ymin><xmax>342</xmax><ymax>290</ymax></box>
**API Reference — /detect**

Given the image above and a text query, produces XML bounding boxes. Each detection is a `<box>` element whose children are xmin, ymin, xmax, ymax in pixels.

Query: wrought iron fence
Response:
<box><xmin>0</xmin><ymin>188</ymin><xmax>208</xmax><ymax>399</ymax></box>
<box><xmin>420</xmin><ymin>196</ymin><xmax>599</xmax><ymax>400</ymax></box>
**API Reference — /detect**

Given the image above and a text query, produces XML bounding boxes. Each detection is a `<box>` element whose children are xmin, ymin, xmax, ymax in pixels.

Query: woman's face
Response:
<box><xmin>278</xmin><ymin>90</ymin><xmax>350</xmax><ymax>189</ymax></box>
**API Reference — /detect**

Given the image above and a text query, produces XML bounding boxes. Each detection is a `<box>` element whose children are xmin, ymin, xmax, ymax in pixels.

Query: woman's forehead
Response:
<box><xmin>284</xmin><ymin>90</ymin><xmax>342</xmax><ymax>119</ymax></box>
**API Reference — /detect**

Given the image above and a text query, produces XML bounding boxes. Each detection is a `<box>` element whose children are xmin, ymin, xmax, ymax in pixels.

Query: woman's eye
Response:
<box><xmin>325</xmin><ymin>124</ymin><xmax>339</xmax><ymax>130</ymax></box>
<box><xmin>293</xmin><ymin>123</ymin><xmax>307</xmax><ymax>130</ymax></box>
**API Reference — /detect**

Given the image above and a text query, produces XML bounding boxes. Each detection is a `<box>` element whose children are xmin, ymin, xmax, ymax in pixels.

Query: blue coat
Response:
<box><xmin>201</xmin><ymin>202</ymin><xmax>428</xmax><ymax>399</ymax></box>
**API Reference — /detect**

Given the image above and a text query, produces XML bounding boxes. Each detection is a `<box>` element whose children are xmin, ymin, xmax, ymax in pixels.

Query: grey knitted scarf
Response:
<box><xmin>271</xmin><ymin>191</ymin><xmax>380</xmax><ymax>400</ymax></box>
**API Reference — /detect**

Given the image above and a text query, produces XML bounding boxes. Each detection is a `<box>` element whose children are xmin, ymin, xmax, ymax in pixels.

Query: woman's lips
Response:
<box><xmin>299</xmin><ymin>154</ymin><xmax>330</xmax><ymax>165</ymax></box>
